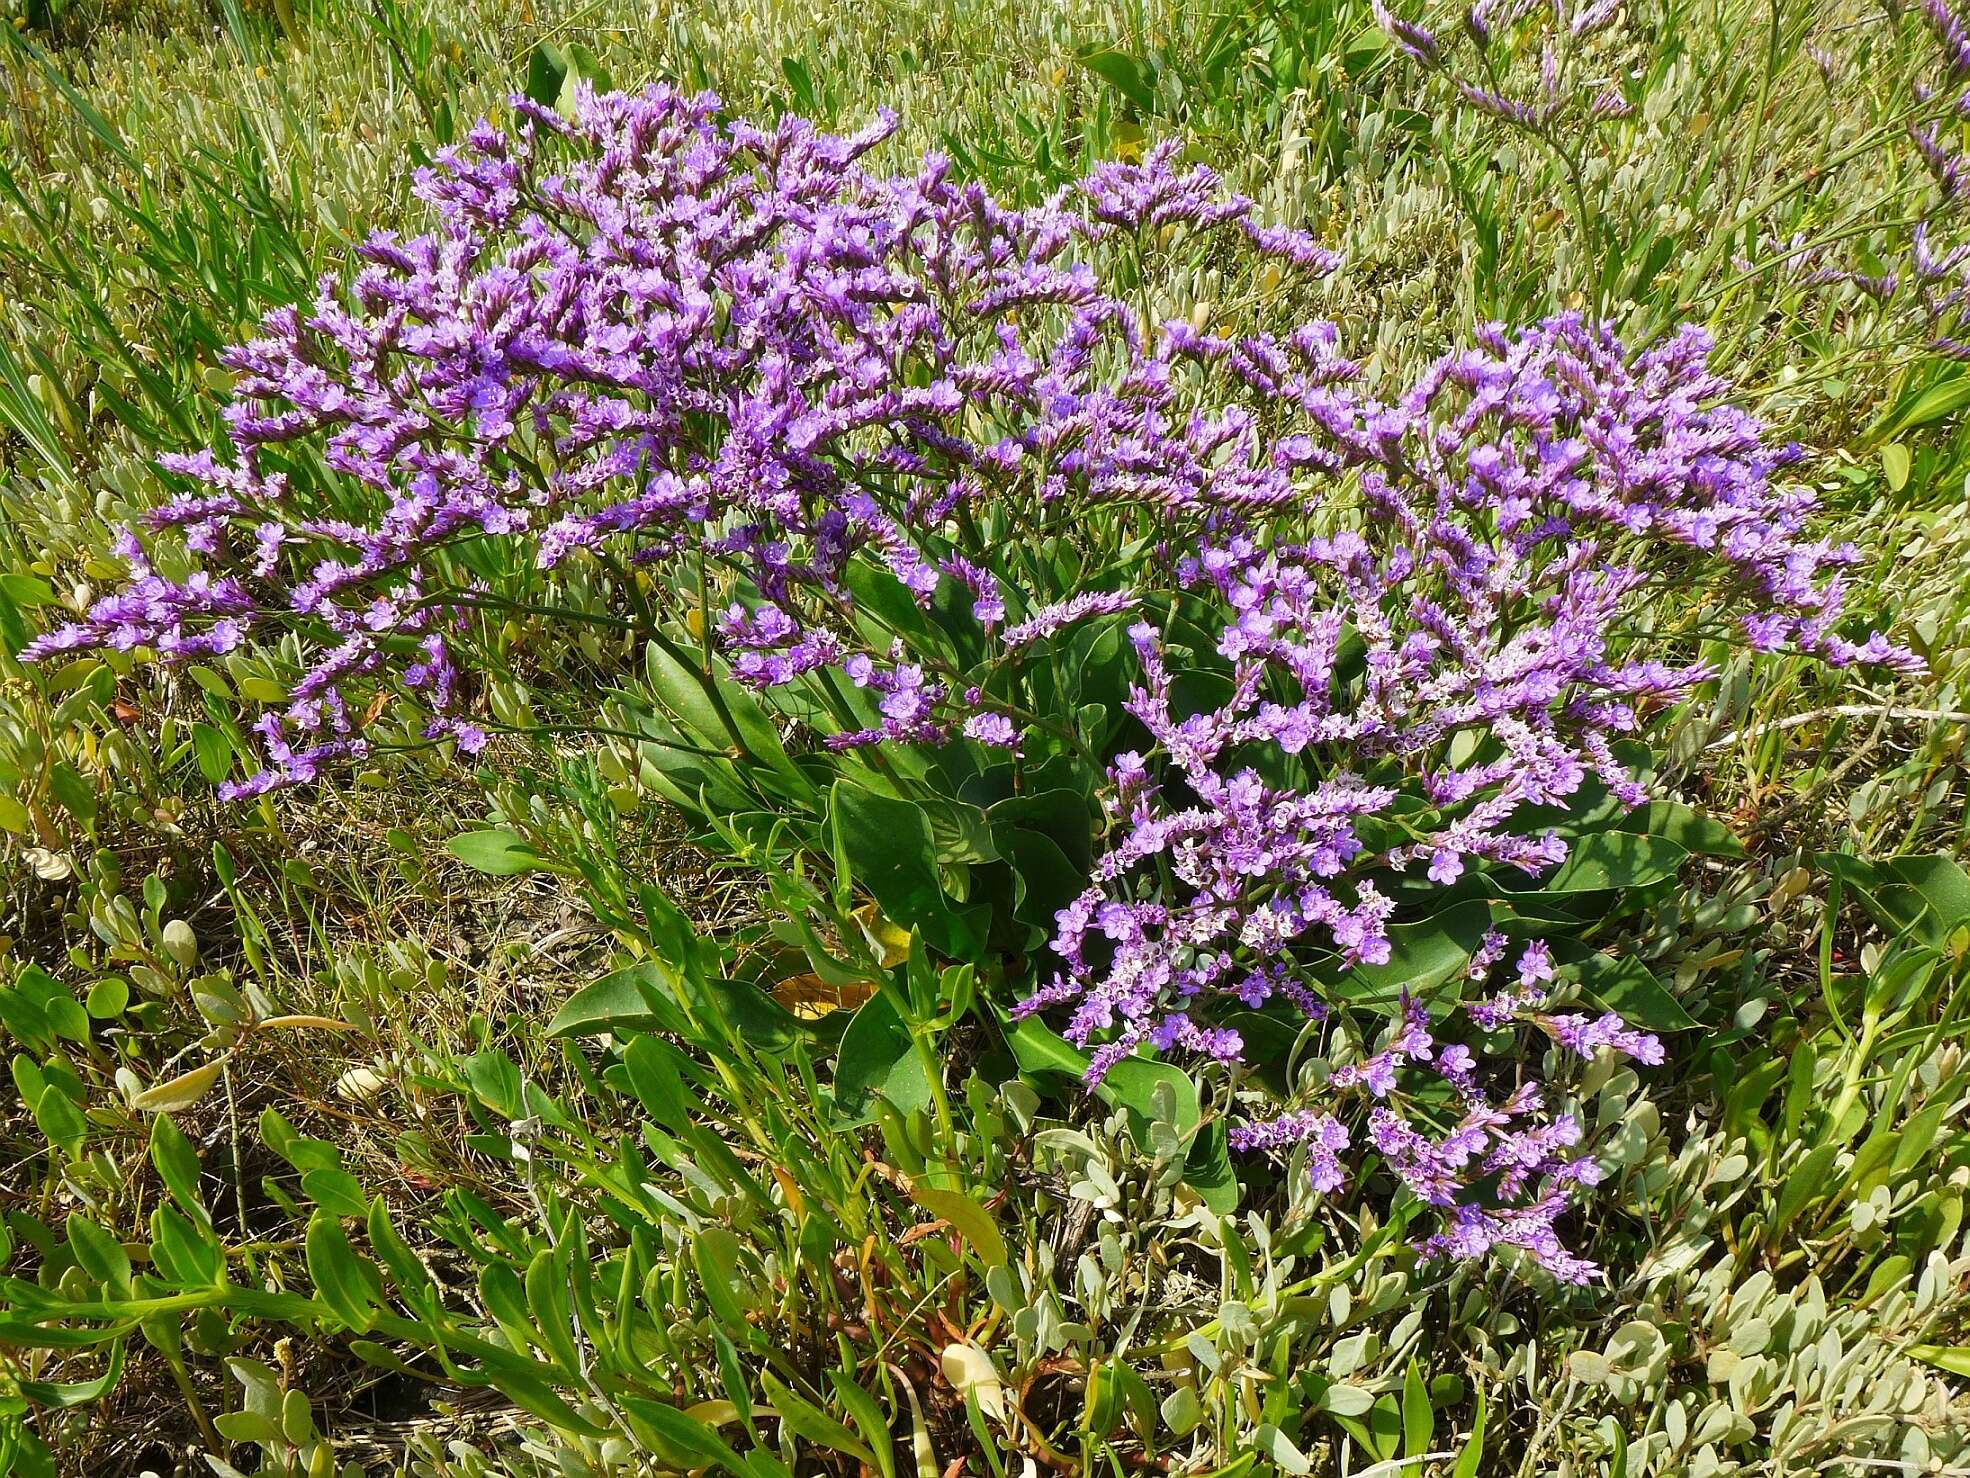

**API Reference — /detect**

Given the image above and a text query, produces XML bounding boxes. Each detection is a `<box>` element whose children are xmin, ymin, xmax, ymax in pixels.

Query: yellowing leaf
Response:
<box><xmin>0</xmin><ymin>792</ymin><xmax>32</xmax><ymax>835</ymax></box>
<box><xmin>939</xmin><ymin>1343</ymin><xmax>1005</xmax><ymax>1421</ymax></box>
<box><xmin>911</xmin><ymin>1185</ymin><xmax>1008</xmax><ymax>1268</ymax></box>
<box><xmin>335</xmin><ymin>1067</ymin><xmax>388</xmax><ymax>1102</ymax></box>
<box><xmin>255</xmin><ymin>1014</ymin><xmax>359</xmax><ymax>1033</ymax></box>
<box><xmin>1882</xmin><ymin>442</ymin><xmax>1911</xmax><ymax>491</ymax></box>
<box><xmin>770</xmin><ymin>1165</ymin><xmax>806</xmax><ymax>1218</ymax></box>
<box><xmin>853</xmin><ymin>903</ymin><xmax>913</xmax><ymax>967</ymax></box>
<box><xmin>132</xmin><ymin>1060</ymin><xmax>222</xmax><ymax>1113</ymax></box>
<box><xmin>769</xmin><ymin>971</ymin><xmax>877</xmax><ymax>1019</ymax></box>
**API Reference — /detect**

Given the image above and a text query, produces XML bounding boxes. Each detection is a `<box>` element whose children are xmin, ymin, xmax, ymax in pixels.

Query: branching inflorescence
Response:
<box><xmin>26</xmin><ymin>87</ymin><xmax>1912</xmax><ymax>1282</ymax></box>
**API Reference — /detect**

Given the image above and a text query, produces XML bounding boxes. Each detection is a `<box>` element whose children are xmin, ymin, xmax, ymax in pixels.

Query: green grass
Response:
<box><xmin>0</xmin><ymin>0</ymin><xmax>1968</xmax><ymax>1474</ymax></box>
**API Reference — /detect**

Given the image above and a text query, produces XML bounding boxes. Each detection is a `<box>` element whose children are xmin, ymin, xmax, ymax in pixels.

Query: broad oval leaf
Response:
<box><xmin>445</xmin><ymin>828</ymin><xmax>548</xmax><ymax>876</ymax></box>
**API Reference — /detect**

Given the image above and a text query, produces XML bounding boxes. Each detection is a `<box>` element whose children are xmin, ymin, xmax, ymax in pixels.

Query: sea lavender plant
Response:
<box><xmin>21</xmin><ymin>87</ymin><xmax>1912</xmax><ymax>1281</ymax></box>
<box><xmin>1791</xmin><ymin>1</ymin><xmax>1970</xmax><ymax>366</ymax></box>
<box><xmin>1368</xmin><ymin>0</ymin><xmax>1643</xmax><ymax>273</ymax></box>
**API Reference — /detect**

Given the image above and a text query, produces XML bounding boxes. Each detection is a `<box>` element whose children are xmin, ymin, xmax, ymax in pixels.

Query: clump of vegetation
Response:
<box><xmin>0</xmin><ymin>1</ymin><xmax>1967</xmax><ymax>1476</ymax></box>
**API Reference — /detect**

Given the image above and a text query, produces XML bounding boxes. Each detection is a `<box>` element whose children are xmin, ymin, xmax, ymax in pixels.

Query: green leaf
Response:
<box><xmin>694</xmin><ymin>1227</ymin><xmax>758</xmax><ymax>1333</ymax></box>
<box><xmin>1883</xmin><ymin>853</ymin><xmax>1970</xmax><ymax>943</ymax></box>
<box><xmin>215</xmin><ymin>1410</ymin><xmax>285</xmax><ymax>1445</ymax></box>
<box><xmin>523</xmin><ymin>41</ymin><xmax>568</xmax><ymax>107</ymax></box>
<box><xmin>1909</xmin><ymin>1345</ymin><xmax>1970</xmax><ymax>1378</ymax></box>
<box><xmin>828</xmin><ymin>1370</ymin><xmax>896</xmax><ymax>1478</ymax></box>
<box><xmin>0</xmin><ymin>1317</ymin><xmax>134</xmax><ymax>1349</ymax></box>
<box><xmin>191</xmin><ymin>723</ymin><xmax>232</xmax><ymax>785</ymax></box>
<box><xmin>546</xmin><ymin>962</ymin><xmax>684</xmax><ymax>1040</ymax></box>
<box><xmin>1451</xmin><ymin>1390</ymin><xmax>1487</xmax><ymax>1478</ymax></box>
<box><xmin>999</xmin><ymin>1012</ymin><xmax>1233</xmax><ymax>1206</ymax></box>
<box><xmin>761</xmin><ymin>1372</ymin><xmax>874</xmax><ymax>1464</ymax></box>
<box><xmin>912</xmin><ymin>1186</ymin><xmax>1008</xmax><ymax>1268</ymax></box>
<box><xmin>367</xmin><ymin>1199</ymin><xmax>433</xmax><ymax>1297</ymax></box>
<box><xmin>1528</xmin><ymin>832</ymin><xmax>1686</xmax><ymax>893</ymax></box>
<box><xmin>622</xmin><ymin>1033</ymin><xmax>700</xmax><ymax>1130</ymax></box>
<box><xmin>919</xmin><ymin>794</ymin><xmax>1000</xmax><ymax>866</ymax></box>
<box><xmin>64</xmin><ymin>1215</ymin><xmax>130</xmax><ymax>1293</ymax></box>
<box><xmin>1881</xmin><ymin>442</ymin><xmax>1911</xmax><ymax>491</ymax></box>
<box><xmin>300</xmin><ymin>1168</ymin><xmax>370</xmax><ymax>1220</ymax></box>
<box><xmin>987</xmin><ymin>788</ymin><xmax>1095</xmax><ymax>873</ymax></box>
<box><xmin>1000</xmin><ymin>1011</ymin><xmax>1089</xmax><ymax>1081</ymax></box>
<box><xmin>1771</xmin><ymin>1142</ymin><xmax>1839</xmax><ymax>1237</ymax></box>
<box><xmin>1817</xmin><ymin>852</ymin><xmax>1970</xmax><ymax>949</ymax></box>
<box><xmin>1642</xmin><ymin>801</ymin><xmax>1744</xmax><ymax>857</ymax></box>
<box><xmin>1575</xmin><ymin>955</ymin><xmax>1698</xmax><ymax>1031</ymax></box>
<box><xmin>1076</xmin><ymin>46</ymin><xmax>1156</xmax><ymax>110</ymax></box>
<box><xmin>19</xmin><ymin>1339</ymin><xmax>123</xmax><ymax>1408</ymax></box>
<box><xmin>1338</xmin><ymin>900</ymin><xmax>1492</xmax><ymax>1007</ymax></box>
<box><xmin>0</xmin><ymin>573</ymin><xmax>55</xmax><ymax>608</ymax></box>
<box><xmin>692</xmin><ymin>965</ymin><xmax>814</xmax><ymax>1054</ymax></box>
<box><xmin>560</xmin><ymin>40</ymin><xmax>613</xmax><ymax>94</ymax></box>
<box><xmin>830</xmin><ymin>781</ymin><xmax>982</xmax><ymax>956</ymax></box>
<box><xmin>150</xmin><ymin>1202</ymin><xmax>223</xmax><ymax>1288</ymax></box>
<box><xmin>188</xmin><ymin>665</ymin><xmax>235</xmax><ymax>700</ymax></box>
<box><xmin>476</xmin><ymin>1343</ymin><xmax>611</xmax><ymax>1436</ymax></box>
<box><xmin>42</xmin><ymin>993</ymin><xmax>88</xmax><ymax>1045</ymax></box>
<box><xmin>31</xmin><ymin>1082</ymin><xmax>85</xmax><ymax>1158</ymax></box>
<box><xmin>639</xmin><ymin>639</ymin><xmax>813</xmax><ymax>802</ymax></box>
<box><xmin>617</xmin><ymin>1395</ymin><xmax>745</xmax><ymax>1472</ymax></box>
<box><xmin>445</xmin><ymin>828</ymin><xmax>548</xmax><ymax>876</ymax></box>
<box><xmin>304</xmin><ymin>1209</ymin><xmax>380</xmax><ymax>1333</ymax></box>
<box><xmin>1258</xmin><ymin>1425</ymin><xmax>1311</xmax><ymax>1474</ymax></box>
<box><xmin>996</xmin><ymin>827</ymin><xmax>1083</xmax><ymax>936</ymax></box>
<box><xmin>149</xmin><ymin>1115</ymin><xmax>207</xmax><ymax>1222</ymax></box>
<box><xmin>557</xmin><ymin>954</ymin><xmax>811</xmax><ymax>1056</ymax></box>
<box><xmin>478</xmin><ymin>1261</ymin><xmax>536</xmax><ymax>1352</ymax></box>
<box><xmin>0</xmin><ymin>22</ymin><xmax>135</xmax><ymax>168</ymax></box>
<box><xmin>1401</xmin><ymin>1359</ymin><xmax>1433</xmax><ymax>1457</ymax></box>
<box><xmin>463</xmin><ymin>1050</ymin><xmax>524</xmax><ymax>1119</ymax></box>
<box><xmin>1183</xmin><ymin>1119</ymin><xmax>1240</xmax><ymax>1215</ymax></box>
<box><xmin>1873</xmin><ymin>369</ymin><xmax>1970</xmax><ymax>439</ymax></box>
<box><xmin>1107</xmin><ymin>1055</ymin><xmax>1204</xmax><ymax>1138</ymax></box>
<box><xmin>84</xmin><ymin>978</ymin><xmax>128</xmax><ymax>1019</ymax></box>
<box><xmin>1002</xmin><ymin>1013</ymin><xmax>1190</xmax><ymax>1126</ymax></box>
<box><xmin>525</xmin><ymin>1245</ymin><xmax>583</xmax><ymax>1374</ymax></box>
<box><xmin>47</xmin><ymin>761</ymin><xmax>95</xmax><ymax>827</ymax></box>
<box><xmin>834</xmin><ymin>991</ymin><xmax>932</xmax><ymax>1123</ymax></box>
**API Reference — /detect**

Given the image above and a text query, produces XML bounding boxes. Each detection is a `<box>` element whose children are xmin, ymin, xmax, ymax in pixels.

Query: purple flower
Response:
<box><xmin>1372</xmin><ymin>0</ymin><xmax>1444</xmax><ymax>66</ymax></box>
<box><xmin>1001</xmin><ymin>591</ymin><xmax>1139</xmax><ymax>648</ymax></box>
<box><xmin>1545</xmin><ymin>1011</ymin><xmax>1665</xmax><ymax>1065</ymax></box>
<box><xmin>1230</xmin><ymin>1111</ymin><xmax>1351</xmax><ymax>1193</ymax></box>
<box><xmin>963</xmin><ymin>712</ymin><xmax>1021</xmax><ymax>750</ymax></box>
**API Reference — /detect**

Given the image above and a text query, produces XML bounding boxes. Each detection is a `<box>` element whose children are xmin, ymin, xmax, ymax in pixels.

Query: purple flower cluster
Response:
<box><xmin>24</xmin><ymin>88</ymin><xmax>1338</xmax><ymax>790</ymax></box>
<box><xmin>1227</xmin><ymin>940</ymin><xmax>1661</xmax><ymax>1284</ymax></box>
<box><xmin>1373</xmin><ymin>0</ymin><xmax>1636</xmax><ymax>130</ymax></box>
<box><xmin>1022</xmin><ymin>315</ymin><xmax>1912</xmax><ymax>1083</ymax></box>
<box><xmin>1729</xmin><ymin>3</ymin><xmax>1970</xmax><ymax>363</ymax></box>
<box><xmin>1002</xmin><ymin>317</ymin><xmax>1908</xmax><ymax>1280</ymax></box>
